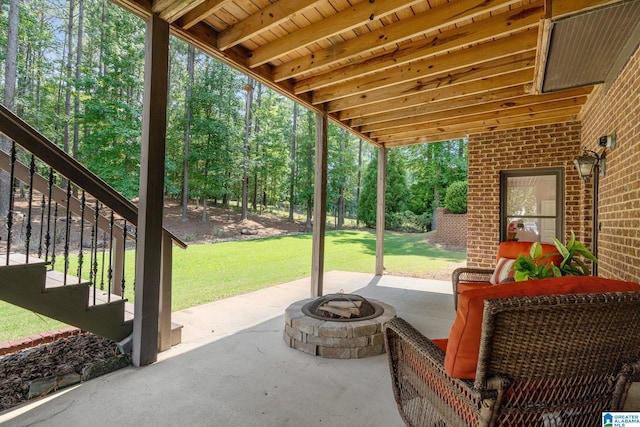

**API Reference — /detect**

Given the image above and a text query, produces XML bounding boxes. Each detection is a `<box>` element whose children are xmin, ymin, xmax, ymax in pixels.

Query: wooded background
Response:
<box><xmin>0</xmin><ymin>0</ymin><xmax>468</xmax><ymax>231</ymax></box>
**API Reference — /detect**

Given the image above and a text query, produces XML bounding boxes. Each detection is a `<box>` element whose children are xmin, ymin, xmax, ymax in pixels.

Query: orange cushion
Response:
<box><xmin>432</xmin><ymin>338</ymin><xmax>448</xmax><ymax>353</ymax></box>
<box><xmin>444</xmin><ymin>276</ymin><xmax>640</xmax><ymax>380</ymax></box>
<box><xmin>457</xmin><ymin>282</ymin><xmax>493</xmax><ymax>294</ymax></box>
<box><xmin>496</xmin><ymin>241</ymin><xmax>562</xmax><ymax>266</ymax></box>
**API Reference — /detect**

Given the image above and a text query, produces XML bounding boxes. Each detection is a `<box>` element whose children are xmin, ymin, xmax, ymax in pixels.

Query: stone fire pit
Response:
<box><xmin>283</xmin><ymin>294</ymin><xmax>396</xmax><ymax>359</ymax></box>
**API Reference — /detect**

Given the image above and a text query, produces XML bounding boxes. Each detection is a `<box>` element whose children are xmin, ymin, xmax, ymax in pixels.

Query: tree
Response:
<box><xmin>357</xmin><ymin>149</ymin><xmax>409</xmax><ymax>228</ymax></box>
<box><xmin>0</xmin><ymin>0</ymin><xmax>20</xmax><ymax>216</ymax></box>
<box><xmin>241</xmin><ymin>77</ymin><xmax>253</xmax><ymax>220</ymax></box>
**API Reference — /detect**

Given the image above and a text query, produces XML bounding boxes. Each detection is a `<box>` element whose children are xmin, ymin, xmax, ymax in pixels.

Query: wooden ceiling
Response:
<box><xmin>112</xmin><ymin>0</ymin><xmax>624</xmax><ymax>147</ymax></box>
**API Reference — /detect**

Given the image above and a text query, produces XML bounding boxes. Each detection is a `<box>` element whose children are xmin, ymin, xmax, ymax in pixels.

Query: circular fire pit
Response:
<box><xmin>284</xmin><ymin>294</ymin><xmax>396</xmax><ymax>359</ymax></box>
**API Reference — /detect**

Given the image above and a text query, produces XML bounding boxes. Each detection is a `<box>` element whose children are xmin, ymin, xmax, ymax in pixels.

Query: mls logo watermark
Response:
<box><xmin>603</xmin><ymin>412</ymin><xmax>640</xmax><ymax>427</ymax></box>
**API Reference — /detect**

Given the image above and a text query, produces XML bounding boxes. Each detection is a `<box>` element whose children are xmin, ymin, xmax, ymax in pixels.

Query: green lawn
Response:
<box><xmin>0</xmin><ymin>230</ymin><xmax>464</xmax><ymax>341</ymax></box>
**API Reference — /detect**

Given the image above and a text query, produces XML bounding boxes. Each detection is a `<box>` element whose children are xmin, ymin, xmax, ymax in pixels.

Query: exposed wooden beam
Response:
<box><xmin>177</xmin><ymin>0</ymin><xmax>230</xmax><ymax>30</ymax></box>
<box><xmin>311</xmin><ymin>30</ymin><xmax>538</xmax><ymax>104</ymax></box>
<box><xmin>337</xmin><ymin>69</ymin><xmax>532</xmax><ymax>120</ymax></box>
<box><xmin>326</xmin><ymin>55</ymin><xmax>536</xmax><ymax>112</ymax></box>
<box><xmin>374</xmin><ymin>107</ymin><xmax>581</xmax><ymax>142</ymax></box>
<box><xmin>291</xmin><ymin>3</ymin><xmax>543</xmax><ymax>89</ymax></box>
<box><xmin>273</xmin><ymin>0</ymin><xmax>531</xmax><ymax>81</ymax></box>
<box><xmin>156</xmin><ymin>0</ymin><xmax>201</xmax><ymax>23</ymax></box>
<box><xmin>170</xmin><ymin>22</ymin><xmax>375</xmax><ymax>146</ymax></box>
<box><xmin>357</xmin><ymin>87</ymin><xmax>592</xmax><ymax>132</ymax></box>
<box><xmin>382</xmin><ymin>114</ymin><xmax>580</xmax><ymax>147</ymax></box>
<box><xmin>217</xmin><ymin>0</ymin><xmax>321</xmax><ymax>51</ymax></box>
<box><xmin>348</xmin><ymin>85</ymin><xmax>533</xmax><ymax>126</ymax></box>
<box><xmin>248</xmin><ymin>0</ymin><xmax>423</xmax><ymax>68</ymax></box>
<box><xmin>368</xmin><ymin>97</ymin><xmax>586</xmax><ymax>137</ymax></box>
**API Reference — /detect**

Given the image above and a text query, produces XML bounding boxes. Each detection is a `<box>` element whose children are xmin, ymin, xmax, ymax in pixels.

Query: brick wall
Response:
<box><xmin>434</xmin><ymin>208</ymin><xmax>467</xmax><ymax>248</ymax></box>
<box><xmin>466</xmin><ymin>122</ymin><xmax>583</xmax><ymax>268</ymax></box>
<box><xmin>579</xmin><ymin>45</ymin><xmax>640</xmax><ymax>282</ymax></box>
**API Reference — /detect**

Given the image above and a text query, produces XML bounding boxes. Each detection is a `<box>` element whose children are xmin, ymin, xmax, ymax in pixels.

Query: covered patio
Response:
<box><xmin>2</xmin><ymin>0</ymin><xmax>640</xmax><ymax>423</ymax></box>
<box><xmin>1</xmin><ymin>272</ymin><xmax>456</xmax><ymax>426</ymax></box>
<box><xmin>105</xmin><ymin>0</ymin><xmax>640</xmax><ymax>366</ymax></box>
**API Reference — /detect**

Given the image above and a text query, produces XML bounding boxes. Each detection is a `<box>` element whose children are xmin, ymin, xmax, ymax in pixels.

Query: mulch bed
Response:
<box><xmin>0</xmin><ymin>332</ymin><xmax>129</xmax><ymax>412</ymax></box>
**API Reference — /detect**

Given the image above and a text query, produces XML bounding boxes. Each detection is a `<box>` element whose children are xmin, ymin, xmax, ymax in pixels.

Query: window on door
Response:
<box><xmin>500</xmin><ymin>168</ymin><xmax>564</xmax><ymax>244</ymax></box>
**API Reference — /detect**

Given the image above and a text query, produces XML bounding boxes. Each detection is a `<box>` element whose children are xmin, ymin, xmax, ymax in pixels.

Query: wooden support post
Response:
<box><xmin>375</xmin><ymin>146</ymin><xmax>387</xmax><ymax>276</ymax></box>
<box><xmin>158</xmin><ymin>231</ymin><xmax>173</xmax><ymax>351</ymax></box>
<box><xmin>132</xmin><ymin>14</ymin><xmax>169</xmax><ymax>367</ymax></box>
<box><xmin>311</xmin><ymin>109</ymin><xmax>328</xmax><ymax>297</ymax></box>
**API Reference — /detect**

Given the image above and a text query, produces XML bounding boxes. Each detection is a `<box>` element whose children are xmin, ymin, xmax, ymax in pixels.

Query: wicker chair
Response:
<box><xmin>451</xmin><ymin>242</ymin><xmax>560</xmax><ymax>310</ymax></box>
<box><xmin>385</xmin><ymin>292</ymin><xmax>640</xmax><ymax>427</ymax></box>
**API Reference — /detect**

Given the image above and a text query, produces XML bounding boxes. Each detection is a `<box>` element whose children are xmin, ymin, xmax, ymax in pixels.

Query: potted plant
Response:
<box><xmin>513</xmin><ymin>231</ymin><xmax>598</xmax><ymax>281</ymax></box>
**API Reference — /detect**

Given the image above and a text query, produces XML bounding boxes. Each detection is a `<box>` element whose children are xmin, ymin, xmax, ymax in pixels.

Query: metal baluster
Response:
<box><xmin>44</xmin><ymin>168</ymin><xmax>54</xmax><ymax>264</ymax></box>
<box><xmin>100</xmin><ymin>228</ymin><xmax>106</xmax><ymax>292</ymax></box>
<box><xmin>5</xmin><ymin>141</ymin><xmax>16</xmax><ymax>265</ymax></box>
<box><xmin>92</xmin><ymin>201</ymin><xmax>99</xmax><ymax>305</ymax></box>
<box><xmin>121</xmin><ymin>220</ymin><xmax>127</xmax><ymax>295</ymax></box>
<box><xmin>25</xmin><ymin>155</ymin><xmax>36</xmax><ymax>263</ymax></box>
<box><xmin>51</xmin><ymin>203</ymin><xmax>58</xmax><ymax>271</ymax></box>
<box><xmin>108</xmin><ymin>211</ymin><xmax>114</xmax><ymax>301</ymax></box>
<box><xmin>89</xmin><ymin>219</ymin><xmax>96</xmax><ymax>306</ymax></box>
<box><xmin>77</xmin><ymin>191</ymin><xmax>85</xmax><ymax>284</ymax></box>
<box><xmin>63</xmin><ymin>184</ymin><xmax>72</xmax><ymax>285</ymax></box>
<box><xmin>38</xmin><ymin>194</ymin><xmax>45</xmax><ymax>258</ymax></box>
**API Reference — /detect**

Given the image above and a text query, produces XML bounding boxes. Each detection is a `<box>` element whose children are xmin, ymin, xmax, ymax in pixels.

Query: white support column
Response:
<box><xmin>132</xmin><ymin>14</ymin><xmax>169</xmax><ymax>367</ymax></box>
<box><xmin>311</xmin><ymin>109</ymin><xmax>328</xmax><ymax>297</ymax></box>
<box><xmin>375</xmin><ymin>146</ymin><xmax>387</xmax><ymax>276</ymax></box>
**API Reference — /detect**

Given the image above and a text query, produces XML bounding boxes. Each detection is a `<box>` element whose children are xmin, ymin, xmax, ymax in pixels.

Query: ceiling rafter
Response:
<box><xmin>326</xmin><ymin>55</ymin><xmax>536</xmax><ymax>112</ymax></box>
<box><xmin>310</xmin><ymin>30</ymin><xmax>538</xmax><ymax>104</ymax></box>
<box><xmin>293</xmin><ymin>4</ymin><xmax>542</xmax><ymax>92</ymax></box>
<box><xmin>247</xmin><ymin>0</ymin><xmax>425</xmax><ymax>68</ymax></box>
<box><xmin>217</xmin><ymin>0</ymin><xmax>322</xmax><ymax>50</ymax></box>
<box><xmin>359</xmin><ymin>90</ymin><xmax>589</xmax><ymax>133</ymax></box>
<box><xmin>367</xmin><ymin>97</ymin><xmax>587</xmax><ymax>136</ymax></box>
<box><xmin>374</xmin><ymin>108</ymin><xmax>581</xmax><ymax>143</ymax></box>
<box><xmin>272</xmin><ymin>0</ymin><xmax>531</xmax><ymax>81</ymax></box>
<box><xmin>337</xmin><ymin>69</ymin><xmax>533</xmax><ymax>119</ymax></box>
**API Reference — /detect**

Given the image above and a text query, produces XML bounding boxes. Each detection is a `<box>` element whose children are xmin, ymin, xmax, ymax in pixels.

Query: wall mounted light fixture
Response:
<box><xmin>573</xmin><ymin>132</ymin><xmax>616</xmax><ymax>276</ymax></box>
<box><xmin>573</xmin><ymin>132</ymin><xmax>616</xmax><ymax>181</ymax></box>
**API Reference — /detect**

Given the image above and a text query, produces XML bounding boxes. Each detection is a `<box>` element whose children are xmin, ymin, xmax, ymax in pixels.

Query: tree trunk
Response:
<box><xmin>73</xmin><ymin>0</ymin><xmax>84</xmax><ymax>162</ymax></box>
<box><xmin>288</xmin><ymin>103</ymin><xmax>298</xmax><ymax>221</ymax></box>
<box><xmin>305</xmin><ymin>111</ymin><xmax>313</xmax><ymax>231</ymax></box>
<box><xmin>241</xmin><ymin>77</ymin><xmax>254</xmax><ymax>220</ymax></box>
<box><xmin>182</xmin><ymin>45</ymin><xmax>195</xmax><ymax>221</ymax></box>
<box><xmin>0</xmin><ymin>0</ymin><xmax>20</xmax><ymax>217</ymax></box>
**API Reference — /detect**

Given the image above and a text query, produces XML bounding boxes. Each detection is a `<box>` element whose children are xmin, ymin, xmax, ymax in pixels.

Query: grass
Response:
<box><xmin>0</xmin><ymin>230</ymin><xmax>464</xmax><ymax>341</ymax></box>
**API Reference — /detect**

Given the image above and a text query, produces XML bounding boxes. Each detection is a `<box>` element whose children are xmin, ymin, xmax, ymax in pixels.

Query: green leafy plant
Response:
<box><xmin>513</xmin><ymin>231</ymin><xmax>598</xmax><ymax>281</ymax></box>
<box><xmin>444</xmin><ymin>180</ymin><xmax>468</xmax><ymax>214</ymax></box>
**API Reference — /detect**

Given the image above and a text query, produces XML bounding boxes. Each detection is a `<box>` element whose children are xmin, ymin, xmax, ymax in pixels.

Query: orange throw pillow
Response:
<box><xmin>444</xmin><ymin>276</ymin><xmax>640</xmax><ymax>379</ymax></box>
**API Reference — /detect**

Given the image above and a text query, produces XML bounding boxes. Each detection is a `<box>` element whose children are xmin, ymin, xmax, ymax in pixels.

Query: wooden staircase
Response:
<box><xmin>0</xmin><ymin>254</ymin><xmax>133</xmax><ymax>342</ymax></box>
<box><xmin>0</xmin><ymin>104</ymin><xmax>186</xmax><ymax>350</ymax></box>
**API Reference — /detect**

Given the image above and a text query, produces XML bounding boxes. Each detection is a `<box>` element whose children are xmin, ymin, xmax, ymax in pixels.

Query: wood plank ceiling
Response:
<box><xmin>111</xmin><ymin>0</ymin><xmax>623</xmax><ymax>147</ymax></box>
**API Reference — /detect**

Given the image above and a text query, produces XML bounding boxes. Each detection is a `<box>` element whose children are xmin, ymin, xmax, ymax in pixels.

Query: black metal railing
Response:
<box><xmin>0</xmin><ymin>104</ymin><xmax>185</xmax><ymax>305</ymax></box>
<box><xmin>0</xmin><ymin>144</ymin><xmax>134</xmax><ymax>303</ymax></box>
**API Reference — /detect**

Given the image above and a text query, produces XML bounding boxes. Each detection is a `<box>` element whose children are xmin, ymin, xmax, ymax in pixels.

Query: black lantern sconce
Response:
<box><xmin>573</xmin><ymin>132</ymin><xmax>616</xmax><ymax>181</ymax></box>
<box><xmin>573</xmin><ymin>132</ymin><xmax>616</xmax><ymax>276</ymax></box>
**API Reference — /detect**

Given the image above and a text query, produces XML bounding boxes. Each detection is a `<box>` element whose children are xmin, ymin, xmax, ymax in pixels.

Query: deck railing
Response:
<box><xmin>0</xmin><ymin>104</ymin><xmax>186</xmax><ymax>349</ymax></box>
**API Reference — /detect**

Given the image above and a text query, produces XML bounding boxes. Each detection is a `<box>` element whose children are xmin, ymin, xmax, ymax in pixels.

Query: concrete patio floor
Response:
<box><xmin>0</xmin><ymin>271</ymin><xmax>456</xmax><ymax>427</ymax></box>
<box><xmin>2</xmin><ymin>271</ymin><xmax>638</xmax><ymax>426</ymax></box>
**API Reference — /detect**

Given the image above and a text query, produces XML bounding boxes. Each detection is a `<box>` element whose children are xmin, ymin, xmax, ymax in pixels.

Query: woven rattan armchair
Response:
<box><xmin>385</xmin><ymin>292</ymin><xmax>640</xmax><ymax>427</ymax></box>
